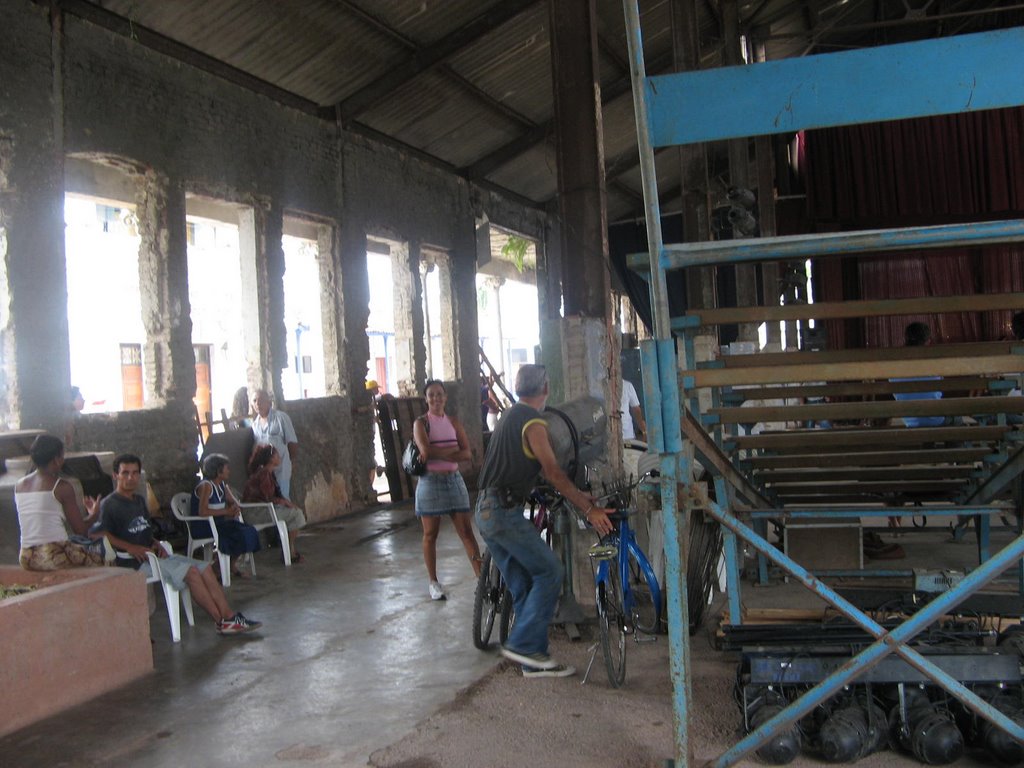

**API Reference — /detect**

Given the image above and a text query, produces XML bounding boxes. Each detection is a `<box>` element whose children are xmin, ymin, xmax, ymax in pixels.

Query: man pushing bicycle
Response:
<box><xmin>475</xmin><ymin>364</ymin><xmax>614</xmax><ymax>678</ymax></box>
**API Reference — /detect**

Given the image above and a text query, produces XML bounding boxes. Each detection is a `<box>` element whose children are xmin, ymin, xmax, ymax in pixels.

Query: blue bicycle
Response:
<box><xmin>589</xmin><ymin>479</ymin><xmax>662</xmax><ymax>688</ymax></box>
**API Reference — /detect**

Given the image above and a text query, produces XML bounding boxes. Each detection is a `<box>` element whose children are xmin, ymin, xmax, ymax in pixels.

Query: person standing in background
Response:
<box><xmin>230</xmin><ymin>386</ymin><xmax>251</xmax><ymax>429</ymax></box>
<box><xmin>65</xmin><ymin>386</ymin><xmax>86</xmax><ymax>449</ymax></box>
<box><xmin>413</xmin><ymin>379</ymin><xmax>482</xmax><ymax>600</ymax></box>
<box><xmin>251</xmin><ymin>389</ymin><xmax>299</xmax><ymax>498</ymax></box>
<box><xmin>620</xmin><ymin>378</ymin><xmax>647</xmax><ymax>442</ymax></box>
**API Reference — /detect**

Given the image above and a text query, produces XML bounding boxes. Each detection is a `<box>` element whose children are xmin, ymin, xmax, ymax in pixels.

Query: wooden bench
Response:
<box><xmin>670</xmin><ymin>294</ymin><xmax>1024</xmax><ymax>591</ymax></box>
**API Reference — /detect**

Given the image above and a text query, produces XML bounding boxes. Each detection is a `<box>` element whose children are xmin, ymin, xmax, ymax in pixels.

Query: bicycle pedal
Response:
<box><xmin>588</xmin><ymin>543</ymin><xmax>618</xmax><ymax>560</ymax></box>
<box><xmin>634</xmin><ymin>633</ymin><xmax>658</xmax><ymax>644</ymax></box>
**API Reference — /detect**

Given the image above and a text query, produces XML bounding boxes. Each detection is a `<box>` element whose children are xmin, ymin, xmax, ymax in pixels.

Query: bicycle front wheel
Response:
<box><xmin>597</xmin><ymin>565</ymin><xmax>627</xmax><ymax>688</ymax></box>
<box><xmin>627</xmin><ymin>548</ymin><xmax>660</xmax><ymax>635</ymax></box>
<box><xmin>472</xmin><ymin>552</ymin><xmax>502</xmax><ymax>650</ymax></box>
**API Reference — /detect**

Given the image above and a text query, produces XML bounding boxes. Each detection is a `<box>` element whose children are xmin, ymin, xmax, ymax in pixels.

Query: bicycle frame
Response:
<box><xmin>594</xmin><ymin>514</ymin><xmax>662</xmax><ymax>632</ymax></box>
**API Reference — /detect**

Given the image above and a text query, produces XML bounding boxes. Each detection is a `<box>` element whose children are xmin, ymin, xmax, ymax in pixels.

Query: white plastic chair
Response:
<box><xmin>233</xmin><ymin>490</ymin><xmax>292</xmax><ymax>567</ymax></box>
<box><xmin>169</xmin><ymin>492</ymin><xmax>254</xmax><ymax>587</ymax></box>
<box><xmin>115</xmin><ymin>540</ymin><xmax>195</xmax><ymax>643</ymax></box>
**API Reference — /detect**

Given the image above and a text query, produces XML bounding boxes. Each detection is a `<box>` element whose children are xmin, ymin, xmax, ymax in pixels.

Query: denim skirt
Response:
<box><xmin>415</xmin><ymin>472</ymin><xmax>470</xmax><ymax>516</ymax></box>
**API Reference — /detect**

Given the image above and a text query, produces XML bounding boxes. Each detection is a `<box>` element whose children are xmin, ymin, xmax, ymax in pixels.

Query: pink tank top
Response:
<box><xmin>426</xmin><ymin>413</ymin><xmax>459</xmax><ymax>472</ymax></box>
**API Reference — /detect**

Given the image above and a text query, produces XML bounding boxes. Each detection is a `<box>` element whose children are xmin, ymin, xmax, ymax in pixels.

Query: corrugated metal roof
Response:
<box><xmin>80</xmin><ymin>0</ymin><xmax>1024</xmax><ymax>219</ymax></box>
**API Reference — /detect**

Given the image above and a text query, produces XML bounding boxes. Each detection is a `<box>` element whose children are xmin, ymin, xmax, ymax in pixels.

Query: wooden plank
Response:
<box><xmin>711</xmin><ymin>395</ymin><xmax>1024</xmax><ymax>424</ymax></box>
<box><xmin>745</xmin><ymin>448</ymin><xmax>991</xmax><ymax>469</ymax></box>
<box><xmin>681</xmin><ymin>292</ymin><xmax>1024</xmax><ymax>326</ymax></box>
<box><xmin>753</xmin><ymin>467</ymin><xmax>976</xmax><ymax>483</ymax></box>
<box><xmin>709</xmin><ymin>340</ymin><xmax>1017</xmax><ymax>368</ymax></box>
<box><xmin>686</xmin><ymin>355</ymin><xmax>1024</xmax><ymax>388</ymax></box>
<box><xmin>769</xmin><ymin>480</ymin><xmax>963</xmax><ymax>493</ymax></box>
<box><xmin>728</xmin><ymin>424</ymin><xmax>1009</xmax><ymax>450</ymax></box>
<box><xmin>774</xmin><ymin>495</ymin><xmax>950</xmax><ymax>507</ymax></box>
<box><xmin>723</xmin><ymin>377</ymin><xmax>997</xmax><ymax>402</ymax></box>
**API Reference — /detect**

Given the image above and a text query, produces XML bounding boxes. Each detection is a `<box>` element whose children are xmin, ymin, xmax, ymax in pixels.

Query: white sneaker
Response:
<box><xmin>429</xmin><ymin>580</ymin><xmax>446</xmax><ymax>600</ymax></box>
<box><xmin>522</xmin><ymin>663</ymin><xmax>576</xmax><ymax>678</ymax></box>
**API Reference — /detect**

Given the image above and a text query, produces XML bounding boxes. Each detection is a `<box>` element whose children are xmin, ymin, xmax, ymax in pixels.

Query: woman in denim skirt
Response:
<box><xmin>413</xmin><ymin>380</ymin><xmax>483</xmax><ymax>600</ymax></box>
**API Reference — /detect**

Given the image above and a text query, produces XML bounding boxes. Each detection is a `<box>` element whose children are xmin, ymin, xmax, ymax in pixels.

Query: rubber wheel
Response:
<box><xmin>598</xmin><ymin>567</ymin><xmax>627</xmax><ymax>688</ymax></box>
<box><xmin>627</xmin><ymin>549</ymin><xmax>660</xmax><ymax>635</ymax></box>
<box><xmin>472</xmin><ymin>552</ymin><xmax>502</xmax><ymax>650</ymax></box>
<box><xmin>499</xmin><ymin>589</ymin><xmax>514</xmax><ymax>644</ymax></box>
<box><xmin>687</xmin><ymin>509</ymin><xmax>722</xmax><ymax>636</ymax></box>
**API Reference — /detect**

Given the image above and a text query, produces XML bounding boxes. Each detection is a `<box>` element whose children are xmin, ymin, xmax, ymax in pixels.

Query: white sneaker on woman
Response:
<box><xmin>429</xmin><ymin>581</ymin><xmax>446</xmax><ymax>600</ymax></box>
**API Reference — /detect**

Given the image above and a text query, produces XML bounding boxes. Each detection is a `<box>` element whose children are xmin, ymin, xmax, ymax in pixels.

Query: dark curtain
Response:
<box><xmin>609</xmin><ymin>215</ymin><xmax>741</xmax><ymax>342</ymax></box>
<box><xmin>608</xmin><ymin>214</ymin><xmax>688</xmax><ymax>334</ymax></box>
<box><xmin>804</xmin><ymin>107</ymin><xmax>1024</xmax><ymax>348</ymax></box>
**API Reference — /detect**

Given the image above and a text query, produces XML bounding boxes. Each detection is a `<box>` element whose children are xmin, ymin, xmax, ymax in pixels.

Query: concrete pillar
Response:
<box><xmin>340</xmin><ymin>219</ymin><xmax>372</xmax><ymax>491</ymax></box>
<box><xmin>0</xmin><ymin>24</ymin><xmax>69</xmax><ymax>432</ymax></box>
<box><xmin>238</xmin><ymin>204</ymin><xmax>285</xmax><ymax>398</ymax></box>
<box><xmin>484</xmin><ymin>276</ymin><xmax>506</xmax><ymax>375</ymax></box>
<box><xmin>390</xmin><ymin>239</ymin><xmax>418</xmax><ymax>395</ymax></box>
<box><xmin>420</xmin><ymin>259</ymin><xmax>436</xmax><ymax>379</ymax></box>
<box><xmin>316</xmin><ymin>223</ymin><xmax>346</xmax><ymax>396</ymax></box>
<box><xmin>436</xmin><ymin>252</ymin><xmax>459</xmax><ymax>384</ymax></box>
<box><xmin>537</xmin><ymin>220</ymin><xmax>567</xmax><ymax>404</ymax></box>
<box><xmin>549</xmin><ymin>0</ymin><xmax>610</xmax><ymax>323</ymax></box>
<box><xmin>548</xmin><ymin>0</ymin><xmax>616</xmax><ymax>464</ymax></box>
<box><xmin>134</xmin><ymin>172</ymin><xmax>194</xmax><ymax>406</ymax></box>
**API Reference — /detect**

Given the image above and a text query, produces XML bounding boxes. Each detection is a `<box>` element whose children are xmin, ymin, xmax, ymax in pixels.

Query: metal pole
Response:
<box><xmin>625</xmin><ymin>4</ymin><xmax>692</xmax><ymax>764</ymax></box>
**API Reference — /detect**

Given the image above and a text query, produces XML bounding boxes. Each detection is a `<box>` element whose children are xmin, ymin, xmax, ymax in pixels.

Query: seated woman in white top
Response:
<box><xmin>15</xmin><ymin>434</ymin><xmax>106</xmax><ymax>571</ymax></box>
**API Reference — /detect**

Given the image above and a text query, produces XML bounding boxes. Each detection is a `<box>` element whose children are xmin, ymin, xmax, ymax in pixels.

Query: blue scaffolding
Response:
<box><xmin>620</xmin><ymin>3</ymin><xmax>1024</xmax><ymax>765</ymax></box>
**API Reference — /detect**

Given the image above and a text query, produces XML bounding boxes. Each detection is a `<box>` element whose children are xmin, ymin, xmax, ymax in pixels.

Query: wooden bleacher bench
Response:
<box><xmin>672</xmin><ymin>293</ymin><xmax>1024</xmax><ymax>584</ymax></box>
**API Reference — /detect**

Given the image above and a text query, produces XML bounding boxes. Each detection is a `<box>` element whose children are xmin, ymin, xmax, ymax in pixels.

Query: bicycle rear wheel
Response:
<box><xmin>627</xmin><ymin>548</ymin><xmax>660</xmax><ymax>635</ymax></box>
<box><xmin>472</xmin><ymin>552</ymin><xmax>502</xmax><ymax>650</ymax></box>
<box><xmin>597</xmin><ymin>565</ymin><xmax>627</xmax><ymax>688</ymax></box>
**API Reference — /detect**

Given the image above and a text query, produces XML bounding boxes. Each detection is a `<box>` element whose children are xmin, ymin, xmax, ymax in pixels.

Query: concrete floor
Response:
<box><xmin>1</xmin><ymin>502</ymin><xmax>499</xmax><ymax>768</ymax></box>
<box><xmin>3</xmin><ymin>505</ymin><xmax>1021</xmax><ymax>768</ymax></box>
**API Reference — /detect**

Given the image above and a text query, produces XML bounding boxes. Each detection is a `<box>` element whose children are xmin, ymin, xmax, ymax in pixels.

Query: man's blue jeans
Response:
<box><xmin>475</xmin><ymin>489</ymin><xmax>563</xmax><ymax>656</ymax></box>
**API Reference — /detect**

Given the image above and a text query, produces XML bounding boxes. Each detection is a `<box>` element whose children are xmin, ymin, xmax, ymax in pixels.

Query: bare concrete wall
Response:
<box><xmin>73</xmin><ymin>400</ymin><xmax>199</xmax><ymax>506</ymax></box>
<box><xmin>0</xmin><ymin>0</ymin><xmax>547</xmax><ymax>515</ymax></box>
<box><xmin>285</xmin><ymin>396</ymin><xmax>359</xmax><ymax>522</ymax></box>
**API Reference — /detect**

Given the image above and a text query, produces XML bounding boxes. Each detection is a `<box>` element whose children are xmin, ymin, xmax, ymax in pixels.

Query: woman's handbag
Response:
<box><xmin>402</xmin><ymin>416</ymin><xmax>429</xmax><ymax>476</ymax></box>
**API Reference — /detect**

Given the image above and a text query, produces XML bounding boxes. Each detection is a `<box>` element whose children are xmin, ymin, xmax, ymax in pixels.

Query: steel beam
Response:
<box><xmin>645</xmin><ymin>26</ymin><xmax>1024</xmax><ymax>146</ymax></box>
<box><xmin>964</xmin><ymin>444</ymin><xmax>1024</xmax><ymax>505</ymax></box>
<box><xmin>626</xmin><ymin>219</ymin><xmax>1024</xmax><ymax>272</ymax></box>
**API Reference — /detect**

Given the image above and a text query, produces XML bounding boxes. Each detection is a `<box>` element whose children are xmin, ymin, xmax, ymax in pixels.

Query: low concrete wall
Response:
<box><xmin>0</xmin><ymin>566</ymin><xmax>153</xmax><ymax>738</ymax></box>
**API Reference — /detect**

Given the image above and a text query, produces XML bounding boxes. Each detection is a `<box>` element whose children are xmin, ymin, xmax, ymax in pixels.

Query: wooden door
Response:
<box><xmin>194</xmin><ymin>344</ymin><xmax>213</xmax><ymax>439</ymax></box>
<box><xmin>119</xmin><ymin>343</ymin><xmax>143</xmax><ymax>410</ymax></box>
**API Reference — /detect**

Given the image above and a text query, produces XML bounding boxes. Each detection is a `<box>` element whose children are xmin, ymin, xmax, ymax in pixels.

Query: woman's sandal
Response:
<box><xmin>283</xmin><ymin>552</ymin><xmax>302</xmax><ymax>564</ymax></box>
